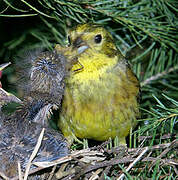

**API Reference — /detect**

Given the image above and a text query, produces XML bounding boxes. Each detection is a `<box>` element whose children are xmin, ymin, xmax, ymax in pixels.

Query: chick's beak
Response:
<box><xmin>0</xmin><ymin>62</ymin><xmax>11</xmax><ymax>72</ymax></box>
<box><xmin>0</xmin><ymin>62</ymin><xmax>11</xmax><ymax>79</ymax></box>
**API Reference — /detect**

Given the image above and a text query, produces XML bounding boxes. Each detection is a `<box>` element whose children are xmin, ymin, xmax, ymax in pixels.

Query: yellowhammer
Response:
<box><xmin>56</xmin><ymin>24</ymin><xmax>140</xmax><ymax>145</ymax></box>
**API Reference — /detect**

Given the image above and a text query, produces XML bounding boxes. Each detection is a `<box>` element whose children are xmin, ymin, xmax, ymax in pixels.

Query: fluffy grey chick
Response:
<box><xmin>0</xmin><ymin>50</ymin><xmax>74</xmax><ymax>179</ymax></box>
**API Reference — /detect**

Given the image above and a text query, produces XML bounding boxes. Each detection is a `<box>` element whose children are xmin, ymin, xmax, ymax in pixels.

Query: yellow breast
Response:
<box><xmin>58</xmin><ymin>50</ymin><xmax>139</xmax><ymax>144</ymax></box>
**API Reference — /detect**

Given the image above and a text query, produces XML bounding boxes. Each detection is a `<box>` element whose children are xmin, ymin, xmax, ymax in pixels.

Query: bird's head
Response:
<box><xmin>17</xmin><ymin>50</ymin><xmax>67</xmax><ymax>106</ymax></box>
<box><xmin>67</xmin><ymin>24</ymin><xmax>117</xmax><ymax>57</ymax></box>
<box><xmin>55</xmin><ymin>24</ymin><xmax>120</xmax><ymax>73</ymax></box>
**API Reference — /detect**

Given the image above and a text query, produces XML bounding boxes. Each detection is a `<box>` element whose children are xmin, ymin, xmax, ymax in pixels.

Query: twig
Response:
<box><xmin>105</xmin><ymin>140</ymin><xmax>177</xmax><ymax>155</ymax></box>
<box><xmin>18</xmin><ymin>161</ymin><xmax>23</xmax><ymax>180</ymax></box>
<box><xmin>99</xmin><ymin>166</ymin><xmax>111</xmax><ymax>180</ymax></box>
<box><xmin>117</xmin><ymin>147</ymin><xmax>149</xmax><ymax>180</ymax></box>
<box><xmin>33</xmin><ymin>149</ymin><xmax>103</xmax><ymax>168</ymax></box>
<box><xmin>55</xmin><ymin>163</ymin><xmax>68</xmax><ymax>179</ymax></box>
<box><xmin>0</xmin><ymin>5</ymin><xmax>9</xmax><ymax>14</ymax></box>
<box><xmin>0</xmin><ymin>172</ymin><xmax>10</xmax><ymax>180</ymax></box>
<box><xmin>141</xmin><ymin>66</ymin><xmax>178</xmax><ymax>87</ymax></box>
<box><xmin>11</xmin><ymin>140</ymin><xmax>178</xmax><ymax>180</ymax></box>
<box><xmin>47</xmin><ymin>165</ymin><xmax>57</xmax><ymax>180</ymax></box>
<box><xmin>56</xmin><ymin>165</ymin><xmax>76</xmax><ymax>179</ymax></box>
<box><xmin>12</xmin><ymin>167</ymin><xmax>44</xmax><ymax>180</ymax></box>
<box><xmin>24</xmin><ymin>128</ymin><xmax>45</xmax><ymax>180</ymax></box>
<box><xmin>172</xmin><ymin>165</ymin><xmax>178</xmax><ymax>175</ymax></box>
<box><xmin>148</xmin><ymin>146</ymin><xmax>173</xmax><ymax>171</ymax></box>
<box><xmin>61</xmin><ymin>156</ymin><xmax>177</xmax><ymax>180</ymax></box>
<box><xmin>89</xmin><ymin>168</ymin><xmax>103</xmax><ymax>180</ymax></box>
<box><xmin>138</xmin><ymin>133</ymin><xmax>177</xmax><ymax>142</ymax></box>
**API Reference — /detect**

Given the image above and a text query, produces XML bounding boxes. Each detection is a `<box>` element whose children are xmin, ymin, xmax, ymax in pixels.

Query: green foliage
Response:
<box><xmin>136</xmin><ymin>94</ymin><xmax>177</xmax><ymax>141</ymax></box>
<box><xmin>0</xmin><ymin>0</ymin><xmax>177</xmax><ymax>179</ymax></box>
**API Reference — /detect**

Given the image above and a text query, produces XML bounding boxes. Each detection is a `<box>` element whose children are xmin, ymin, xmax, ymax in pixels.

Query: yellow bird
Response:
<box><xmin>56</xmin><ymin>24</ymin><xmax>140</xmax><ymax>145</ymax></box>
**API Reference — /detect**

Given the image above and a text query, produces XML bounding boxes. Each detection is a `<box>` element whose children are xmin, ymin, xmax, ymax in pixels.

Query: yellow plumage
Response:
<box><xmin>56</xmin><ymin>24</ymin><xmax>140</xmax><ymax>145</ymax></box>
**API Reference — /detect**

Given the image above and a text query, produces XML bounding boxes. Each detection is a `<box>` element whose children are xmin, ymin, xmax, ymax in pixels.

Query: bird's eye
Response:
<box><xmin>68</xmin><ymin>36</ymin><xmax>71</xmax><ymax>45</ymax></box>
<box><xmin>94</xmin><ymin>34</ymin><xmax>102</xmax><ymax>44</ymax></box>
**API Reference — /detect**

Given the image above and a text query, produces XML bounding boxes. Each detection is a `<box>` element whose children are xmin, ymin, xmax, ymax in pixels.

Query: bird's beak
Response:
<box><xmin>0</xmin><ymin>62</ymin><xmax>11</xmax><ymax>71</ymax></box>
<box><xmin>0</xmin><ymin>62</ymin><xmax>11</xmax><ymax>79</ymax></box>
<box><xmin>77</xmin><ymin>45</ymin><xmax>89</xmax><ymax>54</ymax></box>
<box><xmin>72</xmin><ymin>37</ymin><xmax>89</xmax><ymax>55</ymax></box>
